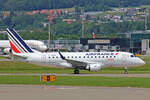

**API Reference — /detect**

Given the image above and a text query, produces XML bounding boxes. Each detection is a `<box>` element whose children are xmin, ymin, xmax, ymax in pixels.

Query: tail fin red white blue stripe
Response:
<box><xmin>6</xmin><ymin>28</ymin><xmax>33</xmax><ymax>53</ymax></box>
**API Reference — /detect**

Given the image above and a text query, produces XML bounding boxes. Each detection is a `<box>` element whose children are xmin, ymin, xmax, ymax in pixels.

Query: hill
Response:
<box><xmin>0</xmin><ymin>0</ymin><xmax>150</xmax><ymax>11</ymax></box>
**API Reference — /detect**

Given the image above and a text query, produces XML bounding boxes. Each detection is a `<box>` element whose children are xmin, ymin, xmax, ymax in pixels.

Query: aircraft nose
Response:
<box><xmin>139</xmin><ymin>59</ymin><xmax>145</xmax><ymax>65</ymax></box>
<box><xmin>141</xmin><ymin>60</ymin><xmax>145</xmax><ymax>65</ymax></box>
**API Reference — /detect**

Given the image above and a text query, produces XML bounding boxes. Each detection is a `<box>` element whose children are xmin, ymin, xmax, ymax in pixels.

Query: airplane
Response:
<box><xmin>0</xmin><ymin>40</ymin><xmax>47</xmax><ymax>54</ymax></box>
<box><xmin>6</xmin><ymin>28</ymin><xmax>145</xmax><ymax>74</ymax></box>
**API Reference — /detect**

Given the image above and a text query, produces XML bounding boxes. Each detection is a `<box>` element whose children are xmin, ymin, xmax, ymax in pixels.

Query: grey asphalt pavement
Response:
<box><xmin>0</xmin><ymin>85</ymin><xmax>150</xmax><ymax>100</ymax></box>
<box><xmin>1</xmin><ymin>73</ymin><xmax>150</xmax><ymax>77</ymax></box>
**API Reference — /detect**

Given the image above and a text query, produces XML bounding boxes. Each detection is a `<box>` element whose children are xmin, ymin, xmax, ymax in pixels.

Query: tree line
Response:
<box><xmin>0</xmin><ymin>18</ymin><xmax>149</xmax><ymax>40</ymax></box>
<box><xmin>0</xmin><ymin>0</ymin><xmax>150</xmax><ymax>11</ymax></box>
<box><xmin>0</xmin><ymin>0</ymin><xmax>150</xmax><ymax>40</ymax></box>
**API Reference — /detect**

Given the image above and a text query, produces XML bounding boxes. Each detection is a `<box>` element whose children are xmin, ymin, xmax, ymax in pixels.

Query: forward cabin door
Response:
<box><xmin>121</xmin><ymin>54</ymin><xmax>128</xmax><ymax>65</ymax></box>
<box><xmin>41</xmin><ymin>55</ymin><xmax>46</xmax><ymax>63</ymax></box>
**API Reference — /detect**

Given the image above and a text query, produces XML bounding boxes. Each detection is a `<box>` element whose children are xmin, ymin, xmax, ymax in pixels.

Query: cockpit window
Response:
<box><xmin>130</xmin><ymin>55</ymin><xmax>135</xmax><ymax>57</ymax></box>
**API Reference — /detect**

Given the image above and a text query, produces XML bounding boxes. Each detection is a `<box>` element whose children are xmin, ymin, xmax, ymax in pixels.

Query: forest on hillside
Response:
<box><xmin>0</xmin><ymin>0</ymin><xmax>150</xmax><ymax>11</ymax></box>
<box><xmin>0</xmin><ymin>0</ymin><xmax>150</xmax><ymax>40</ymax></box>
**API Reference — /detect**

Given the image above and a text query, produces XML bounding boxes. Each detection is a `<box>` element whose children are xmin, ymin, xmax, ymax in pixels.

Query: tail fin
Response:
<box><xmin>6</xmin><ymin>28</ymin><xmax>33</xmax><ymax>53</ymax></box>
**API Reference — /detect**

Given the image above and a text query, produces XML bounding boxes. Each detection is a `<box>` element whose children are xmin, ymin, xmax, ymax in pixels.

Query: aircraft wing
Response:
<box><xmin>58</xmin><ymin>51</ymin><xmax>87</xmax><ymax>68</ymax></box>
<box><xmin>64</xmin><ymin>59</ymin><xmax>87</xmax><ymax>67</ymax></box>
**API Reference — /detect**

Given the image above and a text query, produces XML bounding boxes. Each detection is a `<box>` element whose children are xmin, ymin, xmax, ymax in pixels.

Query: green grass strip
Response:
<box><xmin>0</xmin><ymin>56</ymin><xmax>6</xmax><ymax>59</ymax></box>
<box><xmin>0</xmin><ymin>75</ymin><xmax>150</xmax><ymax>88</ymax></box>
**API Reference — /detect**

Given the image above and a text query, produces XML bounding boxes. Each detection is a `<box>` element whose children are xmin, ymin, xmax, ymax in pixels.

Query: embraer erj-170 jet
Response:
<box><xmin>6</xmin><ymin>28</ymin><xmax>145</xmax><ymax>74</ymax></box>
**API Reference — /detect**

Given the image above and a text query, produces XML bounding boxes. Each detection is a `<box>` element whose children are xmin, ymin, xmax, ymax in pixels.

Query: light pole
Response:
<box><xmin>81</xmin><ymin>7</ymin><xmax>85</xmax><ymax>38</ymax></box>
<box><xmin>48</xmin><ymin>23</ymin><xmax>51</xmax><ymax>49</ymax></box>
<box><xmin>48</xmin><ymin>15</ymin><xmax>53</xmax><ymax>51</ymax></box>
<box><xmin>145</xmin><ymin>8</ymin><xmax>149</xmax><ymax>31</ymax></box>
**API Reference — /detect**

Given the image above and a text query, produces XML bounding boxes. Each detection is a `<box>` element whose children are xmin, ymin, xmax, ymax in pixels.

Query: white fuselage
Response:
<box><xmin>22</xmin><ymin>52</ymin><xmax>145</xmax><ymax>68</ymax></box>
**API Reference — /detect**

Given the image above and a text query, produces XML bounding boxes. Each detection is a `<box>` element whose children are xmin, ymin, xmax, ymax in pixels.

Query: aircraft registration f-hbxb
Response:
<box><xmin>6</xmin><ymin>28</ymin><xmax>145</xmax><ymax>74</ymax></box>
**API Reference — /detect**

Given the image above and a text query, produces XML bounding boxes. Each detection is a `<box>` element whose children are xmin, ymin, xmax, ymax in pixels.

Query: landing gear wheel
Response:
<box><xmin>74</xmin><ymin>69</ymin><xmax>79</xmax><ymax>74</ymax></box>
<box><xmin>124</xmin><ymin>70</ymin><xmax>128</xmax><ymax>74</ymax></box>
<box><xmin>124</xmin><ymin>66</ymin><xmax>128</xmax><ymax>74</ymax></box>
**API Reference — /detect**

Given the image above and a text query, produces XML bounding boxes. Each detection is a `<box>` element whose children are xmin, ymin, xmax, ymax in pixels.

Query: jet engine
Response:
<box><xmin>86</xmin><ymin>63</ymin><xmax>102</xmax><ymax>72</ymax></box>
<box><xmin>3</xmin><ymin>48</ymin><xmax>12</xmax><ymax>54</ymax></box>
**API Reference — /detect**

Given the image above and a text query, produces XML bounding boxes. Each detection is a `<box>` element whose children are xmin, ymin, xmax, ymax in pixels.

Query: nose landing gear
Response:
<box><xmin>74</xmin><ymin>69</ymin><xmax>79</xmax><ymax>74</ymax></box>
<box><xmin>124</xmin><ymin>66</ymin><xmax>128</xmax><ymax>74</ymax></box>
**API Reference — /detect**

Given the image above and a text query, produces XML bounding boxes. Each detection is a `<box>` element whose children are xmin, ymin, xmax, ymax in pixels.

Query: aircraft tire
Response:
<box><xmin>74</xmin><ymin>69</ymin><xmax>79</xmax><ymax>74</ymax></box>
<box><xmin>124</xmin><ymin>71</ymin><xmax>128</xmax><ymax>74</ymax></box>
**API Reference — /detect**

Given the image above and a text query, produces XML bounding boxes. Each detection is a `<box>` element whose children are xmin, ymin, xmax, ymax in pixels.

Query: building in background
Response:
<box><xmin>44</xmin><ymin>30</ymin><xmax>150</xmax><ymax>55</ymax></box>
<box><xmin>80</xmin><ymin>38</ymin><xmax>130</xmax><ymax>52</ymax></box>
<box><xmin>121</xmin><ymin>30</ymin><xmax>150</xmax><ymax>54</ymax></box>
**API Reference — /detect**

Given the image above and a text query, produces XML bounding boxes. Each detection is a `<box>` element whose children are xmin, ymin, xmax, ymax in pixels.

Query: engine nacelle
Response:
<box><xmin>3</xmin><ymin>48</ymin><xmax>12</xmax><ymax>54</ymax></box>
<box><xmin>86</xmin><ymin>63</ymin><xmax>102</xmax><ymax>72</ymax></box>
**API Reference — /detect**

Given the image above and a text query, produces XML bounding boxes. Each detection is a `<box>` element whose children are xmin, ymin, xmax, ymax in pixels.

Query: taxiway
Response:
<box><xmin>0</xmin><ymin>85</ymin><xmax>149</xmax><ymax>100</ymax></box>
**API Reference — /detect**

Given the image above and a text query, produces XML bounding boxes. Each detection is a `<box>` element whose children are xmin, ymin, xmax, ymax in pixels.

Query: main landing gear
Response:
<box><xmin>74</xmin><ymin>69</ymin><xmax>79</xmax><ymax>74</ymax></box>
<box><xmin>124</xmin><ymin>66</ymin><xmax>128</xmax><ymax>74</ymax></box>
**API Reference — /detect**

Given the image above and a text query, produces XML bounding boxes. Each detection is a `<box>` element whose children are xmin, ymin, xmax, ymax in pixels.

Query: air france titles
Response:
<box><xmin>85</xmin><ymin>52</ymin><xmax>115</xmax><ymax>56</ymax></box>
